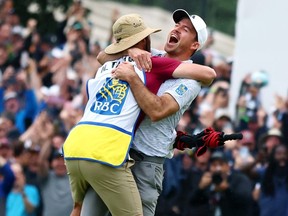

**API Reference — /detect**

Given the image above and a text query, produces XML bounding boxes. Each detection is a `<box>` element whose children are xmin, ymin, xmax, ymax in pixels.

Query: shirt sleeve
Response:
<box><xmin>164</xmin><ymin>79</ymin><xmax>201</xmax><ymax>109</ymax></box>
<box><xmin>151</xmin><ymin>56</ymin><xmax>181</xmax><ymax>80</ymax></box>
<box><xmin>25</xmin><ymin>185</ymin><xmax>40</xmax><ymax>207</ymax></box>
<box><xmin>24</xmin><ymin>89</ymin><xmax>38</xmax><ymax>119</ymax></box>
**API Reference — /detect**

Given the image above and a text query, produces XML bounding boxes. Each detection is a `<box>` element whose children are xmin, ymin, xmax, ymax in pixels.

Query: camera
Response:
<box><xmin>212</xmin><ymin>172</ymin><xmax>223</xmax><ymax>185</ymax></box>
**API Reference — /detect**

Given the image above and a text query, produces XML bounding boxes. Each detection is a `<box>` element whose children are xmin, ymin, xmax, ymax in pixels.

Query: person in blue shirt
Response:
<box><xmin>0</xmin><ymin>66</ymin><xmax>39</xmax><ymax>133</ymax></box>
<box><xmin>0</xmin><ymin>155</ymin><xmax>15</xmax><ymax>216</ymax></box>
<box><xmin>6</xmin><ymin>162</ymin><xmax>40</xmax><ymax>216</ymax></box>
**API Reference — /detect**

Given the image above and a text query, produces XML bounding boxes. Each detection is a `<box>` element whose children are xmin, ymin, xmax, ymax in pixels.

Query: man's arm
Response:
<box><xmin>97</xmin><ymin>50</ymin><xmax>124</xmax><ymax>65</ymax></box>
<box><xmin>97</xmin><ymin>48</ymin><xmax>152</xmax><ymax>71</ymax></box>
<box><xmin>99</xmin><ymin>49</ymin><xmax>216</xmax><ymax>86</ymax></box>
<box><xmin>172</xmin><ymin>62</ymin><xmax>215</xmax><ymax>86</ymax></box>
<box><xmin>112</xmin><ymin>62</ymin><xmax>184</xmax><ymax>121</ymax></box>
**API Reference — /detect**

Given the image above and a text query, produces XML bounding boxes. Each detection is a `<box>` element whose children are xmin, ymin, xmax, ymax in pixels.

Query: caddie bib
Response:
<box><xmin>63</xmin><ymin>56</ymin><xmax>145</xmax><ymax>167</ymax></box>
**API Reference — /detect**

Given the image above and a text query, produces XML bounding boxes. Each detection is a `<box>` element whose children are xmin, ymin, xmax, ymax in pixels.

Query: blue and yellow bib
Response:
<box><xmin>63</xmin><ymin>57</ymin><xmax>146</xmax><ymax>167</ymax></box>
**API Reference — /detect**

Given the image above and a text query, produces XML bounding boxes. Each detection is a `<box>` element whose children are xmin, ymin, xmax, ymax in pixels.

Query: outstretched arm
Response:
<box><xmin>99</xmin><ymin>48</ymin><xmax>216</xmax><ymax>85</ymax></box>
<box><xmin>113</xmin><ymin>58</ymin><xmax>215</xmax><ymax>121</ymax></box>
<box><xmin>172</xmin><ymin>62</ymin><xmax>216</xmax><ymax>86</ymax></box>
<box><xmin>97</xmin><ymin>50</ymin><xmax>124</xmax><ymax>65</ymax></box>
<box><xmin>97</xmin><ymin>48</ymin><xmax>152</xmax><ymax>71</ymax></box>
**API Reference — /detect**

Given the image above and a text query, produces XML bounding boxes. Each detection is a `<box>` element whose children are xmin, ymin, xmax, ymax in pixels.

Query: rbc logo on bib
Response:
<box><xmin>91</xmin><ymin>78</ymin><xmax>129</xmax><ymax>115</ymax></box>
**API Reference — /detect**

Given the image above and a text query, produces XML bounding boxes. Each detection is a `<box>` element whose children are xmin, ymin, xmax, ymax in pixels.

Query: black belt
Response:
<box><xmin>129</xmin><ymin>148</ymin><xmax>166</xmax><ymax>164</ymax></box>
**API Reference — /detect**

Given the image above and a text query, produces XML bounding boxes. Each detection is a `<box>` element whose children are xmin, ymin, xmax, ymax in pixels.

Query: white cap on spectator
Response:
<box><xmin>215</xmin><ymin>108</ymin><xmax>231</xmax><ymax>121</ymax></box>
<box><xmin>51</xmin><ymin>47</ymin><xmax>64</xmax><ymax>58</ymax></box>
<box><xmin>4</xmin><ymin>91</ymin><xmax>18</xmax><ymax>101</ymax></box>
<box><xmin>260</xmin><ymin>128</ymin><xmax>283</xmax><ymax>143</ymax></box>
<box><xmin>40</xmin><ymin>85</ymin><xmax>60</xmax><ymax>97</ymax></box>
<box><xmin>12</xmin><ymin>26</ymin><xmax>23</xmax><ymax>36</ymax></box>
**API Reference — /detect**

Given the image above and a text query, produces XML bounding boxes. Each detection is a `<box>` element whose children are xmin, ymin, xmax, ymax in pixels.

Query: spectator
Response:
<box><xmin>237</xmin><ymin>130</ymin><xmax>257</xmax><ymax>156</ymax></box>
<box><xmin>0</xmin><ymin>154</ymin><xmax>15</xmax><ymax>216</ymax></box>
<box><xmin>213</xmin><ymin>108</ymin><xmax>233</xmax><ymax>132</ymax></box>
<box><xmin>235</xmin><ymin>71</ymin><xmax>268</xmax><ymax>130</ymax></box>
<box><xmin>242</xmin><ymin>109</ymin><xmax>268</xmax><ymax>145</ymax></box>
<box><xmin>23</xmin><ymin>144</ymin><xmax>43</xmax><ymax>216</ymax></box>
<box><xmin>1</xmin><ymin>66</ymin><xmax>39</xmax><ymax>133</ymax></box>
<box><xmin>0</xmin><ymin>137</ymin><xmax>13</xmax><ymax>161</ymax></box>
<box><xmin>190</xmin><ymin>151</ymin><xmax>254</xmax><ymax>216</ymax></box>
<box><xmin>258</xmin><ymin>128</ymin><xmax>283</xmax><ymax>155</ymax></box>
<box><xmin>232</xmin><ymin>130</ymin><xmax>257</xmax><ymax>175</ymax></box>
<box><xmin>257</xmin><ymin>144</ymin><xmax>288</xmax><ymax>216</ymax></box>
<box><xmin>204</xmin><ymin>80</ymin><xmax>230</xmax><ymax>110</ymax></box>
<box><xmin>270</xmin><ymin>94</ymin><xmax>288</xmax><ymax>145</ymax></box>
<box><xmin>193</xmin><ymin>103</ymin><xmax>215</xmax><ymax>134</ymax></box>
<box><xmin>0</xmin><ymin>44</ymin><xmax>9</xmax><ymax>75</ymax></box>
<box><xmin>64</xmin><ymin>0</ymin><xmax>91</xmax><ymax>44</ymax></box>
<box><xmin>0</xmin><ymin>112</ymin><xmax>20</xmax><ymax>140</ymax></box>
<box><xmin>180</xmin><ymin>150</ymin><xmax>212</xmax><ymax>216</ymax></box>
<box><xmin>0</xmin><ymin>22</ymin><xmax>12</xmax><ymax>46</ymax></box>
<box><xmin>38</xmin><ymin>136</ymin><xmax>73</xmax><ymax>216</ymax></box>
<box><xmin>6</xmin><ymin>162</ymin><xmax>40</xmax><ymax>216</ymax></box>
<box><xmin>0</xmin><ymin>117</ymin><xmax>8</xmax><ymax>139</ymax></box>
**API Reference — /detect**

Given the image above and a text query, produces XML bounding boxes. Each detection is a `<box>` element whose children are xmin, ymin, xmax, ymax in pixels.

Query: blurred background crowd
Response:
<box><xmin>0</xmin><ymin>0</ymin><xmax>287</xmax><ymax>216</ymax></box>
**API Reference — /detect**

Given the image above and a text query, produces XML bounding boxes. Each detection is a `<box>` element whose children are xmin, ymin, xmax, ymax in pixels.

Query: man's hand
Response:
<box><xmin>199</xmin><ymin>172</ymin><xmax>212</xmax><ymax>189</ymax></box>
<box><xmin>112</xmin><ymin>62</ymin><xmax>138</xmax><ymax>82</ymax></box>
<box><xmin>214</xmin><ymin>177</ymin><xmax>229</xmax><ymax>192</ymax></box>
<box><xmin>96</xmin><ymin>48</ymin><xmax>152</xmax><ymax>70</ymax></box>
<box><xmin>127</xmin><ymin>48</ymin><xmax>152</xmax><ymax>72</ymax></box>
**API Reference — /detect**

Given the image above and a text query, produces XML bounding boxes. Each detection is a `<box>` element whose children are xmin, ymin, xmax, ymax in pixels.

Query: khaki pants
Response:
<box><xmin>65</xmin><ymin>160</ymin><xmax>143</xmax><ymax>216</ymax></box>
<box><xmin>80</xmin><ymin>157</ymin><xmax>165</xmax><ymax>216</ymax></box>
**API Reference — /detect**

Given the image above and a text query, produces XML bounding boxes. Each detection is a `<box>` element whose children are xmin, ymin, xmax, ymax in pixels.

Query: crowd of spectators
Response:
<box><xmin>0</xmin><ymin>0</ymin><xmax>287</xmax><ymax>216</ymax></box>
<box><xmin>155</xmin><ymin>27</ymin><xmax>288</xmax><ymax>216</ymax></box>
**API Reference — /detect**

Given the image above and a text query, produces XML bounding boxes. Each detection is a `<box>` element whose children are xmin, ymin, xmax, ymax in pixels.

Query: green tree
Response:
<box><xmin>115</xmin><ymin>0</ymin><xmax>237</xmax><ymax>36</ymax></box>
<box><xmin>13</xmin><ymin>0</ymin><xmax>73</xmax><ymax>35</ymax></box>
<box><xmin>13</xmin><ymin>0</ymin><xmax>237</xmax><ymax>36</ymax></box>
<box><xmin>206</xmin><ymin>0</ymin><xmax>237</xmax><ymax>35</ymax></box>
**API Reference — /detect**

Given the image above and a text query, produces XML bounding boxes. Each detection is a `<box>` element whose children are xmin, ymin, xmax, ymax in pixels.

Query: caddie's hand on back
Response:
<box><xmin>112</xmin><ymin>62</ymin><xmax>137</xmax><ymax>82</ymax></box>
<box><xmin>128</xmin><ymin>48</ymin><xmax>152</xmax><ymax>72</ymax></box>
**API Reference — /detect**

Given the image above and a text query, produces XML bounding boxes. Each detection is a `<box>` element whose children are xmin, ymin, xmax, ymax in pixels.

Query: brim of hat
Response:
<box><xmin>105</xmin><ymin>27</ymin><xmax>161</xmax><ymax>54</ymax></box>
<box><xmin>172</xmin><ymin>9</ymin><xmax>191</xmax><ymax>24</ymax></box>
<box><xmin>259</xmin><ymin>133</ymin><xmax>282</xmax><ymax>145</ymax></box>
<box><xmin>217</xmin><ymin>115</ymin><xmax>231</xmax><ymax>121</ymax></box>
